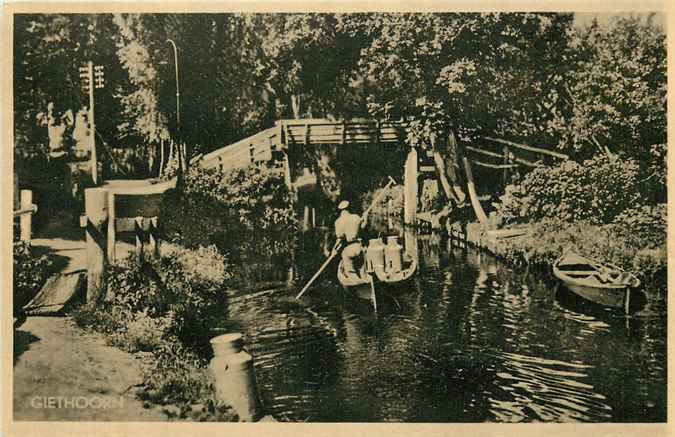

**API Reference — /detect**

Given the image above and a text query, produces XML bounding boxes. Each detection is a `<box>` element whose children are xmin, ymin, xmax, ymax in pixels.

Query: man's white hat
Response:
<box><xmin>338</xmin><ymin>200</ymin><xmax>349</xmax><ymax>210</ymax></box>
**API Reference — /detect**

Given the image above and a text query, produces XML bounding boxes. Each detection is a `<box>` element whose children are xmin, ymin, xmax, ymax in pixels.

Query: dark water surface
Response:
<box><xmin>221</xmin><ymin>233</ymin><xmax>666</xmax><ymax>423</ymax></box>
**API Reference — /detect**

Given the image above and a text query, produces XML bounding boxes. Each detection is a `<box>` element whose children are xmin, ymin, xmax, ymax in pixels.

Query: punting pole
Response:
<box><xmin>624</xmin><ymin>288</ymin><xmax>631</xmax><ymax>314</ymax></box>
<box><xmin>369</xmin><ymin>274</ymin><xmax>377</xmax><ymax>314</ymax></box>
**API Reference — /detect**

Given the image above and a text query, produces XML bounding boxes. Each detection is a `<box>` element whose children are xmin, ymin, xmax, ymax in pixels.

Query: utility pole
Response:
<box><xmin>79</xmin><ymin>61</ymin><xmax>105</xmax><ymax>185</ymax></box>
<box><xmin>166</xmin><ymin>39</ymin><xmax>184</xmax><ymax>182</ymax></box>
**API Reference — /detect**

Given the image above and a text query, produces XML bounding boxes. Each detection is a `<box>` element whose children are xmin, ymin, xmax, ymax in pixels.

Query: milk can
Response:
<box><xmin>209</xmin><ymin>333</ymin><xmax>263</xmax><ymax>421</ymax></box>
<box><xmin>384</xmin><ymin>236</ymin><xmax>403</xmax><ymax>273</ymax></box>
<box><xmin>366</xmin><ymin>238</ymin><xmax>385</xmax><ymax>273</ymax></box>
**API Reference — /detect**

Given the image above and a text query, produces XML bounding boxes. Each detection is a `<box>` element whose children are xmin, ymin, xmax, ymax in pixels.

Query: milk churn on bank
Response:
<box><xmin>209</xmin><ymin>333</ymin><xmax>263</xmax><ymax>421</ymax></box>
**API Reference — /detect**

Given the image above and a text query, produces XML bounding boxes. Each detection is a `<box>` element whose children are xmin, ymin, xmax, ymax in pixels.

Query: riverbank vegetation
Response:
<box><xmin>73</xmin><ymin>244</ymin><xmax>238</xmax><ymax>421</ymax></box>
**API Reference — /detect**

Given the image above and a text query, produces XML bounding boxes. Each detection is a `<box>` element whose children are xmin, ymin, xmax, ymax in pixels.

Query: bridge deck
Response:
<box><xmin>200</xmin><ymin>118</ymin><xmax>408</xmax><ymax>172</ymax></box>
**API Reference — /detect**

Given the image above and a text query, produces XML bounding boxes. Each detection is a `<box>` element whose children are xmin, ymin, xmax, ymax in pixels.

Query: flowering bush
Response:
<box><xmin>495</xmin><ymin>155</ymin><xmax>641</xmax><ymax>225</ymax></box>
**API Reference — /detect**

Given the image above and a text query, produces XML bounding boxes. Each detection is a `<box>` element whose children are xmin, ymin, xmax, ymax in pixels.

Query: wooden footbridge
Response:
<box><xmin>199</xmin><ymin>118</ymin><xmax>407</xmax><ymax>171</ymax></box>
<box><xmin>196</xmin><ymin>118</ymin><xmax>568</xmax><ymax>230</ymax></box>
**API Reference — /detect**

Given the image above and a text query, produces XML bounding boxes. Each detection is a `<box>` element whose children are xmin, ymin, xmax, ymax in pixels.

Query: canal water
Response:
<box><xmin>221</xmin><ymin>232</ymin><xmax>666</xmax><ymax>423</ymax></box>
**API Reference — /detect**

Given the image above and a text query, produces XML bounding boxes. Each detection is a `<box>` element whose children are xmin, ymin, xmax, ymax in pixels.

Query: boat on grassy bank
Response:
<box><xmin>553</xmin><ymin>250</ymin><xmax>640</xmax><ymax>309</ymax></box>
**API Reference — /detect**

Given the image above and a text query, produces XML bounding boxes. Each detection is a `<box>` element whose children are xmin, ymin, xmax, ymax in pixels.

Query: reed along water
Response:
<box><xmin>220</xmin><ymin>231</ymin><xmax>666</xmax><ymax>422</ymax></box>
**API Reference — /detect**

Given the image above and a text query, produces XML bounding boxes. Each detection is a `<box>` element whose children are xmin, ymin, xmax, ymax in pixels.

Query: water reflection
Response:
<box><xmin>222</xmin><ymin>232</ymin><xmax>666</xmax><ymax>423</ymax></box>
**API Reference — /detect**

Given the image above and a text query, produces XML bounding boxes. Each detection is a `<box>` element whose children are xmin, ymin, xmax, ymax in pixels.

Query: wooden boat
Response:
<box><xmin>337</xmin><ymin>237</ymin><xmax>417</xmax><ymax>302</ymax></box>
<box><xmin>553</xmin><ymin>250</ymin><xmax>640</xmax><ymax>308</ymax></box>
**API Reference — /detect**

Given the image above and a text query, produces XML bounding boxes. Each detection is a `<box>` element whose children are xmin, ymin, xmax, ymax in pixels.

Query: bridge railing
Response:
<box><xmin>199</xmin><ymin>119</ymin><xmax>409</xmax><ymax>173</ymax></box>
<box><xmin>465</xmin><ymin>136</ymin><xmax>568</xmax><ymax>170</ymax></box>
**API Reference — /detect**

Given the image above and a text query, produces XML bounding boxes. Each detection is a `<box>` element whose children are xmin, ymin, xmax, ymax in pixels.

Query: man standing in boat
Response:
<box><xmin>334</xmin><ymin>200</ymin><xmax>368</xmax><ymax>273</ymax></box>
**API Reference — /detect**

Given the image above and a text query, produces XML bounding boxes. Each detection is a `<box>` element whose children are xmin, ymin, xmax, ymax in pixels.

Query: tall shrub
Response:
<box><xmin>495</xmin><ymin>155</ymin><xmax>640</xmax><ymax>224</ymax></box>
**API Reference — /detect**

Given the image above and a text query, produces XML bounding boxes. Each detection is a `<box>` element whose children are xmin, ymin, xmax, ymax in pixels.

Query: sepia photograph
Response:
<box><xmin>4</xmin><ymin>3</ymin><xmax>669</xmax><ymax>434</ymax></box>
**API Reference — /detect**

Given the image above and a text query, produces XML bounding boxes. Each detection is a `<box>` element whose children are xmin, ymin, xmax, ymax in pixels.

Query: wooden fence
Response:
<box><xmin>13</xmin><ymin>189</ymin><xmax>37</xmax><ymax>242</ymax></box>
<box><xmin>81</xmin><ymin>179</ymin><xmax>175</xmax><ymax>303</ymax></box>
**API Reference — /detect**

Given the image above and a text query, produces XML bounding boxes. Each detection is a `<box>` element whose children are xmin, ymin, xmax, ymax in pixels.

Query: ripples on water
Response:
<box><xmin>220</xmin><ymin>234</ymin><xmax>666</xmax><ymax>423</ymax></box>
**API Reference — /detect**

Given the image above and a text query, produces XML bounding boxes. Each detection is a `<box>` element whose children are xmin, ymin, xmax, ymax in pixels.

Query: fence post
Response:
<box><xmin>20</xmin><ymin>190</ymin><xmax>33</xmax><ymax>242</ymax></box>
<box><xmin>107</xmin><ymin>191</ymin><xmax>116</xmax><ymax>264</ymax></box>
<box><xmin>148</xmin><ymin>217</ymin><xmax>160</xmax><ymax>258</ymax></box>
<box><xmin>85</xmin><ymin>187</ymin><xmax>109</xmax><ymax>304</ymax></box>
<box><xmin>134</xmin><ymin>217</ymin><xmax>144</xmax><ymax>262</ymax></box>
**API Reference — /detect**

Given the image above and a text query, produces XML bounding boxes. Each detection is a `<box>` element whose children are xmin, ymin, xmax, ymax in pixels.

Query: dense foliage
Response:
<box><xmin>495</xmin><ymin>155</ymin><xmax>641</xmax><ymax>225</ymax></box>
<box><xmin>161</xmin><ymin>164</ymin><xmax>297</xmax><ymax>265</ymax></box>
<box><xmin>73</xmin><ymin>244</ymin><xmax>237</xmax><ymax>418</ymax></box>
<box><xmin>15</xmin><ymin>14</ymin><xmax>665</xmax><ymax>176</ymax></box>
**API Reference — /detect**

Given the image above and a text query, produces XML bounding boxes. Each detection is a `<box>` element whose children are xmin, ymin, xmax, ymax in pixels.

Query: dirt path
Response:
<box><xmin>13</xmin><ymin>316</ymin><xmax>169</xmax><ymax>421</ymax></box>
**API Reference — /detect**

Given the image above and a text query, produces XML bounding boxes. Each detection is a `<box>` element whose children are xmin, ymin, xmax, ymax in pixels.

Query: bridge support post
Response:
<box><xmin>302</xmin><ymin>205</ymin><xmax>310</xmax><ymax>232</ymax></box>
<box><xmin>404</xmin><ymin>148</ymin><xmax>418</xmax><ymax>226</ymax></box>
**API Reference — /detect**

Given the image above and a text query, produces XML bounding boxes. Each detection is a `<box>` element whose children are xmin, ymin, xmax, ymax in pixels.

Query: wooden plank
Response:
<box><xmin>484</xmin><ymin>136</ymin><xmax>568</xmax><ymax>160</ymax></box>
<box><xmin>465</xmin><ymin>145</ymin><xmax>505</xmax><ymax>159</ymax></box>
<box><xmin>471</xmin><ymin>160</ymin><xmax>519</xmax><ymax>169</ymax></box>
<box><xmin>115</xmin><ymin>216</ymin><xmax>157</xmax><ymax>232</ymax></box>
<box><xmin>24</xmin><ymin>272</ymin><xmax>84</xmax><ymax>316</ymax></box>
<box><xmin>13</xmin><ymin>205</ymin><xmax>37</xmax><ymax>217</ymax></box>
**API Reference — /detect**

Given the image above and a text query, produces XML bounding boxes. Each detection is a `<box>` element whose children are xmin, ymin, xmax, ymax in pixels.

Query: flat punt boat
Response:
<box><xmin>553</xmin><ymin>250</ymin><xmax>640</xmax><ymax>308</ymax></box>
<box><xmin>337</xmin><ymin>237</ymin><xmax>417</xmax><ymax>302</ymax></box>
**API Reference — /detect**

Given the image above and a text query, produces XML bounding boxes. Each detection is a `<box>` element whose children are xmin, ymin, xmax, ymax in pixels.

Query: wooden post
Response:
<box><xmin>134</xmin><ymin>217</ymin><xmax>144</xmax><ymax>262</ymax></box>
<box><xmin>88</xmin><ymin>61</ymin><xmax>98</xmax><ymax>185</ymax></box>
<box><xmin>302</xmin><ymin>205</ymin><xmax>311</xmax><ymax>232</ymax></box>
<box><xmin>20</xmin><ymin>190</ymin><xmax>33</xmax><ymax>242</ymax></box>
<box><xmin>84</xmin><ymin>187</ymin><xmax>108</xmax><ymax>304</ymax></box>
<box><xmin>107</xmin><ymin>191</ymin><xmax>116</xmax><ymax>264</ymax></box>
<box><xmin>148</xmin><ymin>217</ymin><xmax>160</xmax><ymax>258</ymax></box>
<box><xmin>463</xmin><ymin>157</ymin><xmax>490</xmax><ymax>228</ymax></box>
<box><xmin>403</xmin><ymin>148</ymin><xmax>418</xmax><ymax>226</ymax></box>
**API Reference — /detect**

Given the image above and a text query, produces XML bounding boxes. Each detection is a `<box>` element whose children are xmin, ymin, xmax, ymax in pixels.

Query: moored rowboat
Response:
<box><xmin>553</xmin><ymin>250</ymin><xmax>640</xmax><ymax>308</ymax></box>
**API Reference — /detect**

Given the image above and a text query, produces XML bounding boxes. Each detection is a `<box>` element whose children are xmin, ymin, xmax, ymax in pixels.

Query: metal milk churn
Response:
<box><xmin>384</xmin><ymin>236</ymin><xmax>403</xmax><ymax>273</ymax></box>
<box><xmin>209</xmin><ymin>333</ymin><xmax>263</xmax><ymax>421</ymax></box>
<box><xmin>366</xmin><ymin>238</ymin><xmax>385</xmax><ymax>273</ymax></box>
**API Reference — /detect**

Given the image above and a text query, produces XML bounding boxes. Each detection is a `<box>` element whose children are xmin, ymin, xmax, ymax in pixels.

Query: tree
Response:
<box><xmin>554</xmin><ymin>15</ymin><xmax>666</xmax><ymax>162</ymax></box>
